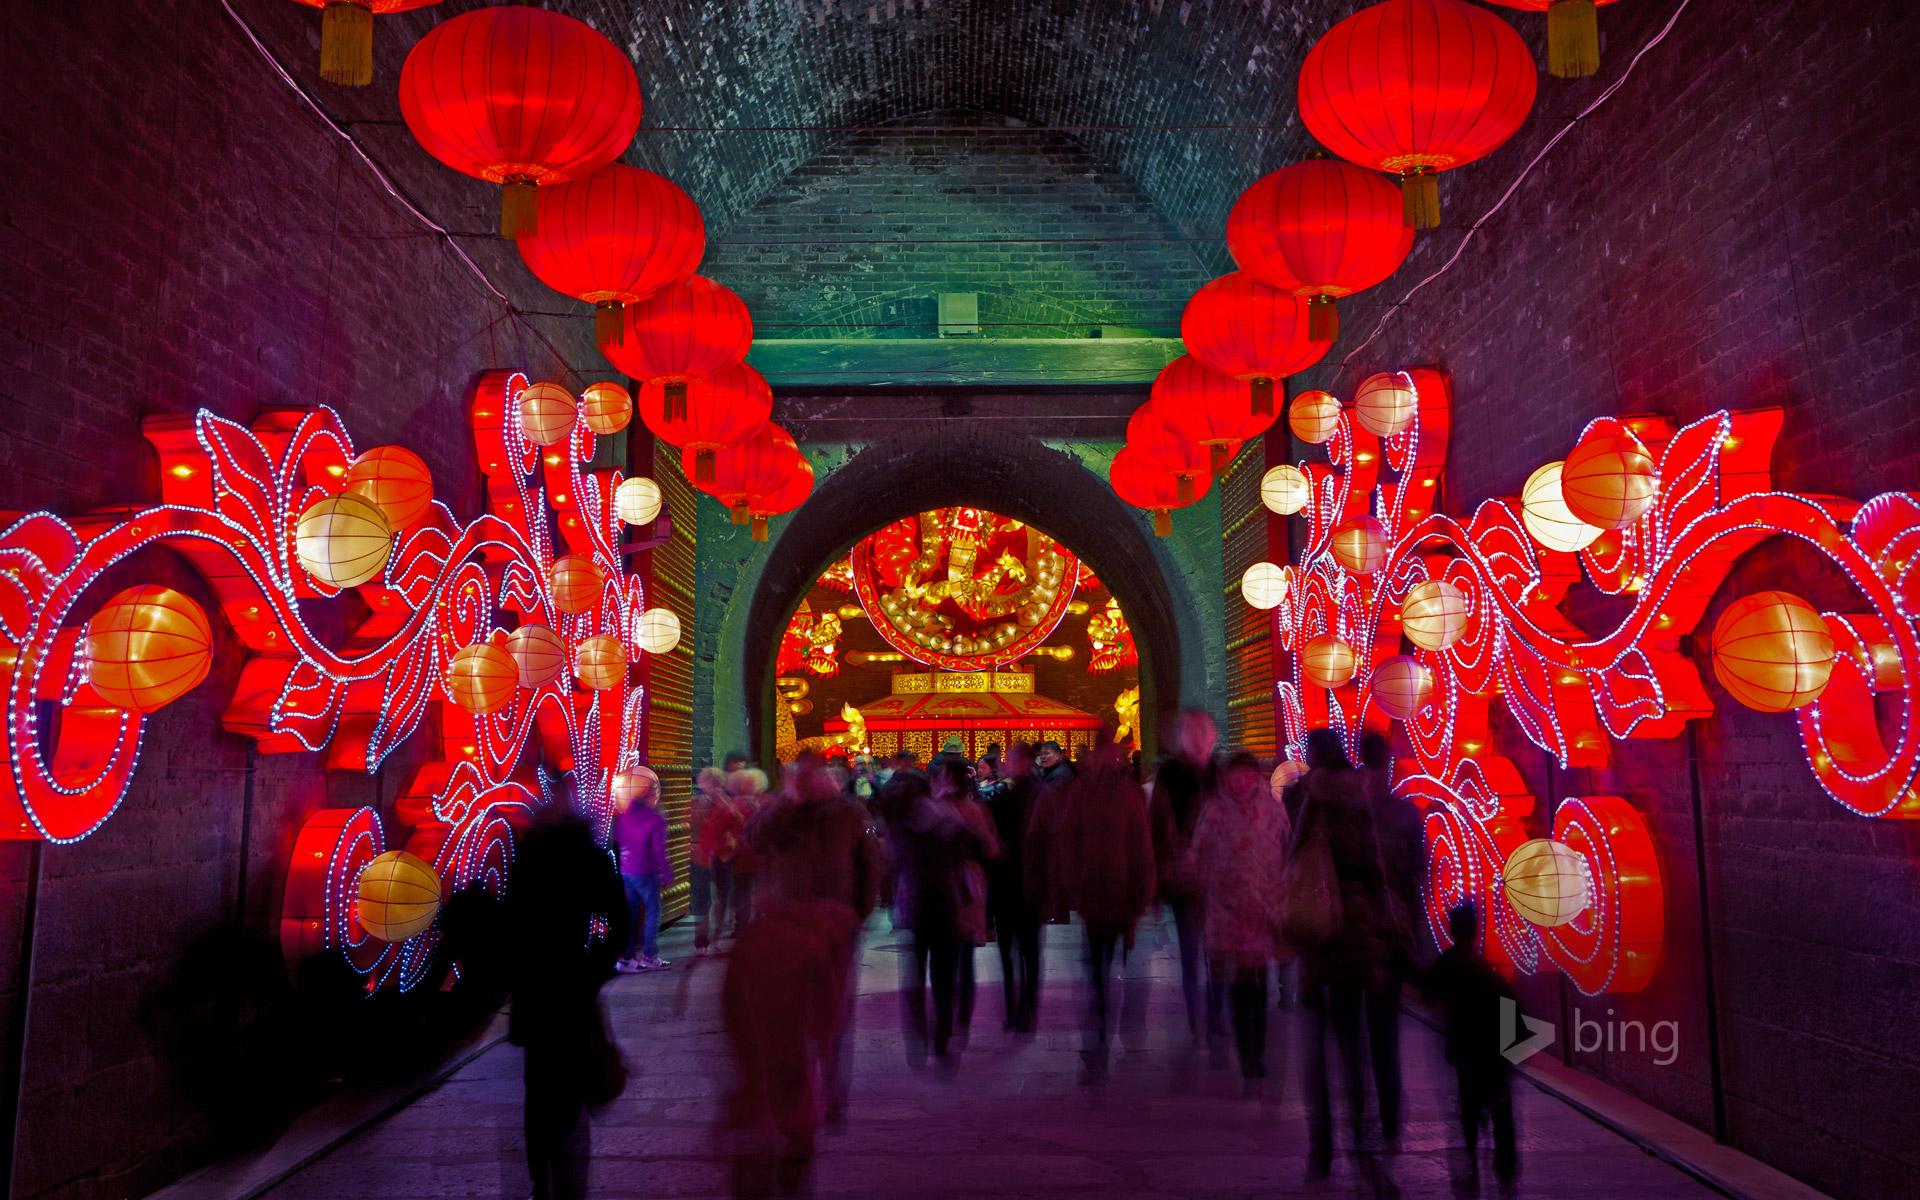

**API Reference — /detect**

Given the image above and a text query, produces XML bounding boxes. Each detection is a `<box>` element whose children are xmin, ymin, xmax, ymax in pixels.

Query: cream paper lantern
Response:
<box><xmin>611</xmin><ymin>765</ymin><xmax>661</xmax><ymax>812</ymax></box>
<box><xmin>1502</xmin><ymin>838</ymin><xmax>1591</xmax><ymax>927</ymax></box>
<box><xmin>356</xmin><ymin>851</ymin><xmax>441</xmax><ymax>942</ymax></box>
<box><xmin>1302</xmin><ymin>635</ymin><xmax>1357</xmax><ymax>688</ymax></box>
<box><xmin>614</xmin><ymin>476</ymin><xmax>664</xmax><ymax>526</ymax></box>
<box><xmin>635</xmin><ymin>606</ymin><xmax>682</xmax><ymax>655</ymax></box>
<box><xmin>1241</xmin><ymin>561</ymin><xmax>1289</xmax><ymax>610</ymax></box>
<box><xmin>1354</xmin><ymin>371</ymin><xmax>1417</xmax><ymax>437</ymax></box>
<box><xmin>1330</xmin><ymin>515</ymin><xmax>1388</xmax><ymax>574</ymax></box>
<box><xmin>1520</xmin><ymin>461</ymin><xmax>1603</xmax><ymax>553</ymax></box>
<box><xmin>519</xmin><ymin>381</ymin><xmax>578</xmax><ymax>447</ymax></box>
<box><xmin>1260</xmin><ymin>464</ymin><xmax>1312</xmax><ymax>515</ymax></box>
<box><xmin>295</xmin><ymin>493</ymin><xmax>393</xmax><ymax>589</ymax></box>
<box><xmin>506</xmin><ymin>624</ymin><xmax>567</xmax><ymax>688</ymax></box>
<box><xmin>1270</xmin><ymin>758</ymin><xmax>1307</xmax><ymax>799</ymax></box>
<box><xmin>573</xmin><ymin>635</ymin><xmax>628</xmax><ymax>690</ymax></box>
<box><xmin>1401</xmin><ymin>579</ymin><xmax>1468</xmax><ymax>651</ymax></box>
<box><xmin>1371</xmin><ymin>654</ymin><xmax>1434</xmax><ymax>720</ymax></box>
<box><xmin>1289</xmin><ymin>390</ymin><xmax>1341</xmax><ymax>445</ymax></box>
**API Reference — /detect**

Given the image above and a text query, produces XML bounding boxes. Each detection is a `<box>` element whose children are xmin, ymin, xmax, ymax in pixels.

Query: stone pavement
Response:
<box><xmin>261</xmin><ymin>917</ymin><xmax>1721</xmax><ymax>1199</ymax></box>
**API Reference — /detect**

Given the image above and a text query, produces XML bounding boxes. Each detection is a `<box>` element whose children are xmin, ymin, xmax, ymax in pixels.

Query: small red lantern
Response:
<box><xmin>515</xmin><ymin>165</ymin><xmax>705</xmax><ymax>348</ymax></box>
<box><xmin>1331</xmin><ymin>515</ymin><xmax>1389</xmax><ymax>574</ymax></box>
<box><xmin>1180</xmin><ymin>273</ymin><xmax>1331</xmax><ymax>416</ymax></box>
<box><xmin>574</xmin><ymin>635</ymin><xmax>628</xmax><ymax>690</ymax></box>
<box><xmin>1110</xmin><ymin>446</ymin><xmax>1211</xmax><ymax>537</ymax></box>
<box><xmin>604</xmin><ymin>276</ymin><xmax>754</xmax><ymax>420</ymax></box>
<box><xmin>1299</xmin><ymin>0</ymin><xmax>1537</xmax><ymax>229</ymax></box>
<box><xmin>291</xmin><ymin>0</ymin><xmax>440</xmax><ymax>87</ymax></box>
<box><xmin>695</xmin><ymin>422</ymin><xmax>800</xmax><ymax>524</ymax></box>
<box><xmin>518</xmin><ymin>382</ymin><xmax>578</xmax><ymax>448</ymax></box>
<box><xmin>1483</xmin><ymin>0</ymin><xmax>1621</xmax><ymax>79</ymax></box>
<box><xmin>399</xmin><ymin>6</ymin><xmax>643</xmax><ymax>237</ymax></box>
<box><xmin>505</xmin><ymin>624</ymin><xmax>567</xmax><ymax>688</ymax></box>
<box><xmin>638</xmin><ymin>362</ymin><xmax>773</xmax><ymax>485</ymax></box>
<box><xmin>1125</xmin><ymin>405</ymin><xmax>1211</xmax><ymax>505</ymax></box>
<box><xmin>746</xmin><ymin>454</ymin><xmax>814</xmax><ymax>542</ymax></box>
<box><xmin>1146</xmin><ymin>355</ymin><xmax>1268</xmax><ymax>475</ymax></box>
<box><xmin>1227</xmin><ymin>158</ymin><xmax>1413</xmax><ymax>341</ymax></box>
<box><xmin>1303</xmin><ymin>635</ymin><xmax>1358</xmax><ymax>688</ymax></box>
<box><xmin>1372</xmin><ymin>654</ymin><xmax>1435</xmax><ymax>719</ymax></box>
<box><xmin>1711</xmin><ymin>592</ymin><xmax>1836</xmax><ymax>713</ymax></box>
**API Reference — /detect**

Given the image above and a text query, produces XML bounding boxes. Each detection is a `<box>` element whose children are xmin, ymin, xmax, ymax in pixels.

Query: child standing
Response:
<box><xmin>1417</xmin><ymin>902</ymin><xmax>1519</xmax><ymax>1193</ymax></box>
<box><xmin>613</xmin><ymin>774</ymin><xmax>674</xmax><ymax>973</ymax></box>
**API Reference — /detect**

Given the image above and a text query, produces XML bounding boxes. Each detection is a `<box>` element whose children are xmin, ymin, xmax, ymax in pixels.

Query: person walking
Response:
<box><xmin>988</xmin><ymin>742</ymin><xmax>1043</xmax><ymax>1032</ymax></box>
<box><xmin>881</xmin><ymin>763</ymin><xmax>987</xmax><ymax>1065</ymax></box>
<box><xmin>1150</xmin><ymin>708</ymin><xmax>1225</xmax><ymax>1051</ymax></box>
<box><xmin>1418</xmin><ymin>902</ymin><xmax>1519</xmax><ymax>1193</ymax></box>
<box><xmin>727</xmin><ymin>768</ymin><xmax>770</xmax><ymax>931</ymax></box>
<box><xmin>1361</xmin><ymin>731</ymin><xmax>1422</xmax><ymax>1142</ymax></box>
<box><xmin>612</xmin><ymin>771</ymin><xmax>673</xmax><ymax>973</ymax></box>
<box><xmin>1190</xmin><ymin>751</ymin><xmax>1292</xmax><ymax>1096</ymax></box>
<box><xmin>690</xmin><ymin>766</ymin><xmax>730</xmax><ymax>955</ymax></box>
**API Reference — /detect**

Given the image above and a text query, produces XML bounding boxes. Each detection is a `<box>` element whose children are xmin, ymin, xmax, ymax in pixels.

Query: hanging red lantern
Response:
<box><xmin>1298</xmin><ymin>0</ymin><xmax>1537</xmax><ymax>229</ymax></box>
<box><xmin>638</xmin><ymin>361</ymin><xmax>773</xmax><ymax>485</ymax></box>
<box><xmin>603</xmin><ymin>276</ymin><xmax>754</xmax><ymax>418</ymax></box>
<box><xmin>1179</xmin><ymin>273</ymin><xmax>1331</xmax><ymax>416</ymax></box>
<box><xmin>292</xmin><ymin>0</ymin><xmax>440</xmax><ymax>88</ymax></box>
<box><xmin>1110</xmin><ymin>446</ymin><xmax>1211</xmax><ymax>538</ymax></box>
<box><xmin>745</xmin><ymin>454</ymin><xmax>813</xmax><ymax>542</ymax></box>
<box><xmin>1125</xmin><ymin>405</ymin><xmax>1210</xmax><ymax>505</ymax></box>
<box><xmin>399</xmin><ymin>6</ymin><xmax>643</xmax><ymax>237</ymax></box>
<box><xmin>695</xmin><ymin>422</ymin><xmax>800</xmax><ymax>524</ymax></box>
<box><xmin>1483</xmin><ymin>0</ymin><xmax>1621</xmax><ymax>79</ymax></box>
<box><xmin>1146</xmin><ymin>355</ymin><xmax>1269</xmax><ymax>476</ymax></box>
<box><xmin>515</xmin><ymin>165</ymin><xmax>706</xmax><ymax>348</ymax></box>
<box><xmin>1227</xmin><ymin>158</ymin><xmax>1413</xmax><ymax>341</ymax></box>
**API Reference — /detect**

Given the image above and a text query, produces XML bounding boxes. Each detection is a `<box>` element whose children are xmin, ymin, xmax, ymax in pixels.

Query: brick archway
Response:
<box><xmin>737</xmin><ymin>429</ymin><xmax>1210</xmax><ymax>763</ymax></box>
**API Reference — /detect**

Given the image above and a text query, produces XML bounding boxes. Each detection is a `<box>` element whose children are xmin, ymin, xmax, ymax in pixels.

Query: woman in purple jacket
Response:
<box><xmin>612</xmin><ymin>776</ymin><xmax>674</xmax><ymax>972</ymax></box>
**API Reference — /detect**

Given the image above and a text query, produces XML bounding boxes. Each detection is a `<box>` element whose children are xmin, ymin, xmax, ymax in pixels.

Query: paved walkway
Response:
<box><xmin>261</xmin><ymin>917</ymin><xmax>1720</xmax><ymax>1199</ymax></box>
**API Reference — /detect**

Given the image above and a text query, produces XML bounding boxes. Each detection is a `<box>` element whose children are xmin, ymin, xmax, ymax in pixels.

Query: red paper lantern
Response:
<box><xmin>1289</xmin><ymin>390</ymin><xmax>1343</xmax><ymax>444</ymax></box>
<box><xmin>1180</xmin><ymin>273</ymin><xmax>1331</xmax><ymax>416</ymax></box>
<box><xmin>1299</xmin><ymin>0</ymin><xmax>1537</xmax><ymax>229</ymax></box>
<box><xmin>1146</xmin><ymin>355</ymin><xmax>1268</xmax><ymax>475</ymax></box>
<box><xmin>84</xmin><ymin>587</ymin><xmax>214</xmax><ymax>713</ymax></box>
<box><xmin>1483</xmin><ymin>0</ymin><xmax>1621</xmax><ymax>79</ymax></box>
<box><xmin>1227</xmin><ymin>158</ymin><xmax>1414</xmax><ymax>341</ymax></box>
<box><xmin>604</xmin><ymin>276</ymin><xmax>754</xmax><ymax>415</ymax></box>
<box><xmin>505</xmin><ymin>624</ymin><xmax>567</xmax><ymax>688</ymax></box>
<box><xmin>518</xmin><ymin>382</ymin><xmax>578</xmax><ymax>447</ymax></box>
<box><xmin>343</xmin><ymin>445</ymin><xmax>434</xmax><ymax>528</ymax></box>
<box><xmin>638</xmin><ymin>362</ymin><xmax>773</xmax><ymax>485</ymax></box>
<box><xmin>695</xmin><ymin>422</ymin><xmax>800</xmax><ymax>523</ymax></box>
<box><xmin>515</xmin><ymin>166</ymin><xmax>705</xmax><ymax>348</ymax></box>
<box><xmin>399</xmin><ymin>6</ymin><xmax>643</xmax><ymax>237</ymax></box>
<box><xmin>1303</xmin><ymin>635</ymin><xmax>1358</xmax><ymax>688</ymax></box>
<box><xmin>291</xmin><ymin>0</ymin><xmax>440</xmax><ymax>88</ymax></box>
<box><xmin>1562</xmin><ymin>429</ymin><xmax>1657</xmax><ymax>530</ymax></box>
<box><xmin>447</xmin><ymin>640</ymin><xmax>517</xmax><ymax>714</ymax></box>
<box><xmin>1110</xmin><ymin>445</ymin><xmax>1211</xmax><ymax>537</ymax></box>
<box><xmin>1372</xmin><ymin>654</ymin><xmax>1435</xmax><ymax>719</ymax></box>
<box><xmin>1125</xmin><ymin>405</ymin><xmax>1211</xmax><ymax>505</ymax></box>
<box><xmin>573</xmin><ymin>635</ymin><xmax>628</xmax><ymax>690</ymax></box>
<box><xmin>746</xmin><ymin>455</ymin><xmax>814</xmax><ymax>542</ymax></box>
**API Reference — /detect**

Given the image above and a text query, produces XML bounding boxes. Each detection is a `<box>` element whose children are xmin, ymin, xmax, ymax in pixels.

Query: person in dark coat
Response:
<box><xmin>1417</xmin><ymin>902</ymin><xmax>1519</xmax><ymax>1191</ymax></box>
<box><xmin>882</xmin><ymin>764</ymin><xmax>987</xmax><ymax>1064</ymax></box>
<box><xmin>1361</xmin><ymin>730</ymin><xmax>1424</xmax><ymax>1143</ymax></box>
<box><xmin>988</xmin><ymin>742</ymin><xmax>1043</xmax><ymax>1032</ymax></box>
<box><xmin>1149</xmin><ymin>708</ymin><xmax>1225</xmax><ymax>1048</ymax></box>
<box><xmin>507</xmin><ymin>809</ymin><xmax>630</xmax><ymax>1200</ymax></box>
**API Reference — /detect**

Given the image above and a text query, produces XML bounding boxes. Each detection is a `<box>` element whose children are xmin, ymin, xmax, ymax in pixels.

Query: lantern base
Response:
<box><xmin>665</xmin><ymin>380</ymin><xmax>688</xmax><ymax>422</ymax></box>
<box><xmin>1209</xmin><ymin>442</ymin><xmax>1231</xmax><ymax>476</ymax></box>
<box><xmin>1177</xmin><ymin>474</ymin><xmax>1195</xmax><ymax>505</ymax></box>
<box><xmin>1152</xmin><ymin>510</ymin><xmax>1171</xmax><ymax>538</ymax></box>
<box><xmin>1400</xmin><ymin>170</ymin><xmax>1441</xmax><ymax>231</ymax></box>
<box><xmin>319</xmin><ymin>2</ymin><xmax>373</xmax><ymax>87</ymax></box>
<box><xmin>730</xmin><ymin>502</ymin><xmax>750</xmax><ymax>526</ymax></box>
<box><xmin>1547</xmin><ymin>0</ymin><xmax>1601</xmax><ymax>79</ymax></box>
<box><xmin>1250</xmin><ymin>376</ymin><xmax>1275</xmax><ymax>417</ymax></box>
<box><xmin>694</xmin><ymin>447</ymin><xmax>716</xmax><ymax>484</ymax></box>
<box><xmin>594</xmin><ymin>302</ymin><xmax>624</xmax><ymax>349</ymax></box>
<box><xmin>751</xmin><ymin>515</ymin><xmax>769</xmax><ymax>542</ymax></box>
<box><xmin>501</xmin><ymin>179</ymin><xmax>538</xmax><ymax>239</ymax></box>
<box><xmin>1308</xmin><ymin>296</ymin><xmax>1339</xmax><ymax>342</ymax></box>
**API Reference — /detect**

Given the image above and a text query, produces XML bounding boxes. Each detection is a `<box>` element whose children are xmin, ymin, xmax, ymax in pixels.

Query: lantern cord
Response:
<box><xmin>1335</xmin><ymin>0</ymin><xmax>1695</xmax><ymax>377</ymax></box>
<box><xmin>215</xmin><ymin>0</ymin><xmax>588</xmax><ymax>384</ymax></box>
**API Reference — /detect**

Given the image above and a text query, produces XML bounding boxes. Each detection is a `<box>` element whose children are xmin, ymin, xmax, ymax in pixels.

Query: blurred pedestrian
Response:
<box><xmin>728</xmin><ymin>768</ymin><xmax>770</xmax><ymax>931</ymax></box>
<box><xmin>945</xmin><ymin>757</ymin><xmax>998</xmax><ymax>1047</ymax></box>
<box><xmin>1150</xmin><ymin>708</ymin><xmax>1225</xmax><ymax>1051</ymax></box>
<box><xmin>1416</xmin><ymin>902</ymin><xmax>1518</xmax><ymax>1193</ymax></box>
<box><xmin>881</xmin><ymin>763</ymin><xmax>988</xmax><ymax>1064</ymax></box>
<box><xmin>1034</xmin><ymin>739</ymin><xmax>1075</xmax><ymax>791</ymax></box>
<box><xmin>691</xmin><ymin>766</ymin><xmax>730</xmax><ymax>955</ymax></box>
<box><xmin>612</xmin><ymin>770</ymin><xmax>673</xmax><ymax>973</ymax></box>
<box><xmin>1362</xmin><ymin>731</ymin><xmax>1422</xmax><ymax>1138</ymax></box>
<box><xmin>989</xmin><ymin>742</ymin><xmax>1043</xmax><ymax>1032</ymax></box>
<box><xmin>1190</xmin><ymin>751</ymin><xmax>1291</xmax><ymax>1096</ymax></box>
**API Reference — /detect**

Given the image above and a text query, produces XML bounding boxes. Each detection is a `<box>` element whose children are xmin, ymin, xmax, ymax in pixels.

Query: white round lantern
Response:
<box><xmin>1241</xmin><ymin>561</ymin><xmax>1289</xmax><ymax>610</ymax></box>
<box><xmin>614</xmin><ymin>477</ymin><xmax>664</xmax><ymax>526</ymax></box>
<box><xmin>1521</xmin><ymin>461</ymin><xmax>1603</xmax><ymax>553</ymax></box>
<box><xmin>1401</xmin><ymin>579</ymin><xmax>1468</xmax><ymax>651</ymax></box>
<box><xmin>1260</xmin><ymin>465</ymin><xmax>1312</xmax><ymax>515</ymax></box>
<box><xmin>1354</xmin><ymin>371</ymin><xmax>1417</xmax><ymax>437</ymax></box>
<box><xmin>1330</xmin><ymin>515</ymin><xmax>1388</xmax><ymax>574</ymax></box>
<box><xmin>635</xmin><ymin>606</ymin><xmax>682</xmax><ymax>654</ymax></box>
<box><xmin>1371</xmin><ymin>654</ymin><xmax>1434</xmax><ymax>720</ymax></box>
<box><xmin>1502</xmin><ymin>839</ymin><xmax>1591</xmax><ymax>928</ymax></box>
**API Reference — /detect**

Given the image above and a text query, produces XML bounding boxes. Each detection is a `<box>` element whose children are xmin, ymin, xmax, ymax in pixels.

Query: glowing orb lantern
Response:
<box><xmin>1299</xmin><ymin>0</ymin><xmax>1536</xmax><ymax>229</ymax></box>
<box><xmin>550</xmin><ymin>554</ymin><xmax>607</xmax><ymax>615</ymax></box>
<box><xmin>355</xmin><ymin>850</ymin><xmax>441</xmax><ymax>942</ymax></box>
<box><xmin>1402</xmin><ymin>579</ymin><xmax>1468</xmax><ymax>650</ymax></box>
<box><xmin>635</xmin><ymin>607</ymin><xmax>683</xmax><ymax>655</ymax></box>
<box><xmin>573</xmin><ymin>635</ymin><xmax>628</xmax><ymax>690</ymax></box>
<box><xmin>1261</xmin><ymin>465</ymin><xmax>1312</xmax><ymax>515</ymax></box>
<box><xmin>1271</xmin><ymin>758</ymin><xmax>1308</xmax><ymax>798</ymax></box>
<box><xmin>1289</xmin><ymin>390</ymin><xmax>1342</xmax><ymax>445</ymax></box>
<box><xmin>83</xmin><ymin>587</ymin><xmax>214</xmax><ymax>713</ymax></box>
<box><xmin>1521</xmin><ymin>461</ymin><xmax>1603</xmax><ymax>553</ymax></box>
<box><xmin>1502</xmin><ymin>839</ymin><xmax>1591</xmax><ymax>927</ymax></box>
<box><xmin>1561</xmin><ymin>430</ymin><xmax>1658</xmax><ymax>530</ymax></box>
<box><xmin>505</xmin><ymin>624</ymin><xmax>566</xmax><ymax>688</ymax></box>
<box><xmin>580</xmin><ymin>381</ymin><xmax>633</xmax><ymax>436</ymax></box>
<box><xmin>1372</xmin><ymin>654</ymin><xmax>1434</xmax><ymax>719</ymax></box>
<box><xmin>398</xmin><ymin>6</ymin><xmax>642</xmax><ymax>237</ymax></box>
<box><xmin>611</xmin><ymin>766</ymin><xmax>660</xmax><ymax>812</ymax></box>
<box><xmin>519</xmin><ymin>381</ymin><xmax>578</xmax><ymax>448</ymax></box>
<box><xmin>446</xmin><ymin>640</ymin><xmax>518</xmax><ymax>714</ymax></box>
<box><xmin>343</xmin><ymin>445</ymin><xmax>433</xmax><ymax>529</ymax></box>
<box><xmin>1482</xmin><ymin>0</ymin><xmax>1622</xmax><ymax>78</ymax></box>
<box><xmin>1303</xmin><ymin>635</ymin><xmax>1357</xmax><ymax>688</ymax></box>
<box><xmin>292</xmin><ymin>0</ymin><xmax>440</xmax><ymax>88</ymax></box>
<box><xmin>1711</xmin><ymin>591</ymin><xmax>1836</xmax><ymax>712</ymax></box>
<box><xmin>614</xmin><ymin>477</ymin><xmax>664</xmax><ymax>526</ymax></box>
<box><xmin>295</xmin><ymin>493</ymin><xmax>392</xmax><ymax>589</ymax></box>
<box><xmin>1179</xmin><ymin>272</ymin><xmax>1331</xmax><ymax>416</ymax></box>
<box><xmin>1331</xmin><ymin>515</ymin><xmax>1388</xmax><ymax>574</ymax></box>
<box><xmin>1241</xmin><ymin>561</ymin><xmax>1290</xmax><ymax>610</ymax></box>
<box><xmin>1354</xmin><ymin>371</ymin><xmax>1417</xmax><ymax>437</ymax></box>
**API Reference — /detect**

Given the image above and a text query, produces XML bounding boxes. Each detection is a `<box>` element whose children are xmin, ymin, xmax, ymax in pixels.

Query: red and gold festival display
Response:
<box><xmin>850</xmin><ymin>508</ymin><xmax>1080</xmax><ymax>672</ymax></box>
<box><xmin>1267</xmin><ymin>368</ymin><xmax>1920</xmax><ymax>996</ymax></box>
<box><xmin>0</xmin><ymin>372</ymin><xmax>660</xmax><ymax>991</ymax></box>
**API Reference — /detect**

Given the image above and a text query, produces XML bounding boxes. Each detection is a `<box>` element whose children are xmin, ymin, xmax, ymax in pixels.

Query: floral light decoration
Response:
<box><xmin>1264</xmin><ymin>364</ymin><xmax>1920</xmax><ymax>995</ymax></box>
<box><xmin>0</xmin><ymin>370</ymin><xmax>660</xmax><ymax>993</ymax></box>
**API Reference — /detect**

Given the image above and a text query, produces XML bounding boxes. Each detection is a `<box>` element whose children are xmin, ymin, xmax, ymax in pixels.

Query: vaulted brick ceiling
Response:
<box><xmin>548</xmin><ymin>0</ymin><xmax>1341</xmax><ymax>244</ymax></box>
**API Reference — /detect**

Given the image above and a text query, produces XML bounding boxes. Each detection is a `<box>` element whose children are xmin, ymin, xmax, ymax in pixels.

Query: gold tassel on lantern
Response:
<box><xmin>664</xmin><ymin>380</ymin><xmax>688</xmax><ymax>423</ymax></box>
<box><xmin>1209</xmin><ymin>443</ymin><xmax>1231</xmax><ymax>475</ymax></box>
<box><xmin>1152</xmin><ymin>510</ymin><xmax>1171</xmax><ymax>538</ymax></box>
<box><xmin>501</xmin><ymin>178</ymin><xmax>538</xmax><ymax>238</ymax></box>
<box><xmin>1547</xmin><ymin>0</ymin><xmax>1601</xmax><ymax>79</ymax></box>
<box><xmin>1177</xmin><ymin>475</ymin><xmax>1195</xmax><ymax>505</ymax></box>
<box><xmin>1400</xmin><ymin>168</ymin><xmax>1441</xmax><ymax>231</ymax></box>
<box><xmin>751</xmin><ymin>516</ymin><xmax>769</xmax><ymax>542</ymax></box>
<box><xmin>594</xmin><ymin>301</ymin><xmax>624</xmax><ymax>349</ymax></box>
<box><xmin>318</xmin><ymin>1</ymin><xmax>374</xmax><ymax>87</ymax></box>
<box><xmin>695</xmin><ymin>448</ymin><xmax>716</xmax><ymax>484</ymax></box>
<box><xmin>1249</xmin><ymin>377</ymin><xmax>1274</xmax><ymax>417</ymax></box>
<box><xmin>1308</xmin><ymin>296</ymin><xmax>1339</xmax><ymax>342</ymax></box>
<box><xmin>730</xmin><ymin>502</ymin><xmax>750</xmax><ymax>526</ymax></box>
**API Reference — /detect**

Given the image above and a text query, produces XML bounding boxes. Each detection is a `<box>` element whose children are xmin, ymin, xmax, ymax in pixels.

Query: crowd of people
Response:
<box><xmin>512</xmin><ymin>714</ymin><xmax>1525</xmax><ymax>1199</ymax></box>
